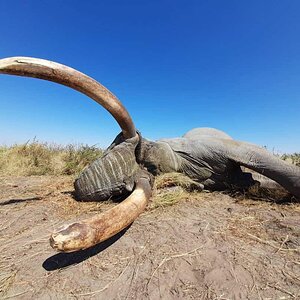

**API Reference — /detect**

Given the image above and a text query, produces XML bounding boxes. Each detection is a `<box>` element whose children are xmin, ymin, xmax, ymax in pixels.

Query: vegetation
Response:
<box><xmin>281</xmin><ymin>152</ymin><xmax>300</xmax><ymax>166</ymax></box>
<box><xmin>0</xmin><ymin>140</ymin><xmax>103</xmax><ymax>176</ymax></box>
<box><xmin>151</xmin><ymin>172</ymin><xmax>207</xmax><ymax>208</ymax></box>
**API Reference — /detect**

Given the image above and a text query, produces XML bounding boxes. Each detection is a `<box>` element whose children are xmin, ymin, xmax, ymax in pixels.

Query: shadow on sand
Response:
<box><xmin>42</xmin><ymin>226</ymin><xmax>131</xmax><ymax>271</ymax></box>
<box><xmin>0</xmin><ymin>196</ymin><xmax>43</xmax><ymax>205</ymax></box>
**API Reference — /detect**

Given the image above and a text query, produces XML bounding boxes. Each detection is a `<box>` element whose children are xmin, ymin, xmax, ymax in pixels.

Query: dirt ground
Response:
<box><xmin>0</xmin><ymin>176</ymin><xmax>299</xmax><ymax>300</ymax></box>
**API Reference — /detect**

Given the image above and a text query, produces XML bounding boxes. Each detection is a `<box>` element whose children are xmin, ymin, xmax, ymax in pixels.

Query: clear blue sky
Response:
<box><xmin>0</xmin><ymin>1</ymin><xmax>299</xmax><ymax>152</ymax></box>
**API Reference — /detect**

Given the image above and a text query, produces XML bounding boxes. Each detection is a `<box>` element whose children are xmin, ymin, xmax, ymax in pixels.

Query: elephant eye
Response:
<box><xmin>144</xmin><ymin>162</ymin><xmax>158</xmax><ymax>175</ymax></box>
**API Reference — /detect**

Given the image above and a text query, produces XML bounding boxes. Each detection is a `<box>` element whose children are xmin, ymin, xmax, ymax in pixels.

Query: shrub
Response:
<box><xmin>0</xmin><ymin>140</ymin><xmax>102</xmax><ymax>176</ymax></box>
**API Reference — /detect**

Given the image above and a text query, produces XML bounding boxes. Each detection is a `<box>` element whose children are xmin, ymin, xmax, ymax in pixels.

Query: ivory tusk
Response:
<box><xmin>50</xmin><ymin>177</ymin><xmax>152</xmax><ymax>252</ymax></box>
<box><xmin>0</xmin><ymin>56</ymin><xmax>136</xmax><ymax>139</ymax></box>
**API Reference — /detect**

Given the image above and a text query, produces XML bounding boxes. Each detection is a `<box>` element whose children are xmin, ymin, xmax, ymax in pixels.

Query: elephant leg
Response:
<box><xmin>228</xmin><ymin>166</ymin><xmax>258</xmax><ymax>190</ymax></box>
<box><xmin>201</xmin><ymin>175</ymin><xmax>230</xmax><ymax>191</ymax></box>
<box><xmin>201</xmin><ymin>165</ymin><xmax>257</xmax><ymax>192</ymax></box>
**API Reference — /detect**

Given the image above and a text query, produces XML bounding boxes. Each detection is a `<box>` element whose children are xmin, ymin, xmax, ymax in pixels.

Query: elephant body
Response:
<box><xmin>75</xmin><ymin>127</ymin><xmax>300</xmax><ymax>200</ymax></box>
<box><xmin>142</xmin><ymin>128</ymin><xmax>300</xmax><ymax>198</ymax></box>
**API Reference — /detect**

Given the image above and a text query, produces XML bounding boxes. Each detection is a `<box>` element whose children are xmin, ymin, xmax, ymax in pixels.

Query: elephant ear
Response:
<box><xmin>158</xmin><ymin>138</ymin><xmax>219</xmax><ymax>181</ymax></box>
<box><xmin>226</xmin><ymin>140</ymin><xmax>300</xmax><ymax>199</ymax></box>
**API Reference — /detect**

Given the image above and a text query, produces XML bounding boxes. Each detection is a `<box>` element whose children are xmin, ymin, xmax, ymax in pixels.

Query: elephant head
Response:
<box><xmin>1</xmin><ymin>57</ymin><xmax>299</xmax><ymax>253</ymax></box>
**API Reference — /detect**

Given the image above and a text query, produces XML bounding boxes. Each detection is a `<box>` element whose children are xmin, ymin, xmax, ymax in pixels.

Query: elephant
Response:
<box><xmin>0</xmin><ymin>57</ymin><xmax>299</xmax><ymax>253</ymax></box>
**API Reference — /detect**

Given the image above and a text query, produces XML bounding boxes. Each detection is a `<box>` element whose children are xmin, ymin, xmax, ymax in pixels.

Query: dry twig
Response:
<box><xmin>148</xmin><ymin>245</ymin><xmax>204</xmax><ymax>286</ymax></box>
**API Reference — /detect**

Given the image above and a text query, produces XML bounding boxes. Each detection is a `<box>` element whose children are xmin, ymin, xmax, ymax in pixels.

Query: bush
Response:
<box><xmin>62</xmin><ymin>144</ymin><xmax>103</xmax><ymax>175</ymax></box>
<box><xmin>0</xmin><ymin>140</ymin><xmax>103</xmax><ymax>176</ymax></box>
<box><xmin>281</xmin><ymin>153</ymin><xmax>300</xmax><ymax>167</ymax></box>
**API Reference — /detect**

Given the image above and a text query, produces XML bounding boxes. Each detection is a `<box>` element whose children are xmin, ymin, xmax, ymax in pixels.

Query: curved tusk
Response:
<box><xmin>0</xmin><ymin>56</ymin><xmax>136</xmax><ymax>139</ymax></box>
<box><xmin>50</xmin><ymin>177</ymin><xmax>152</xmax><ymax>252</ymax></box>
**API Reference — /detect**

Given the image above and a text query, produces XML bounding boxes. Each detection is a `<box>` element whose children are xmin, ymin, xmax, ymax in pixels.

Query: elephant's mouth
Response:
<box><xmin>0</xmin><ymin>56</ymin><xmax>153</xmax><ymax>252</ymax></box>
<box><xmin>143</xmin><ymin>162</ymin><xmax>159</xmax><ymax>175</ymax></box>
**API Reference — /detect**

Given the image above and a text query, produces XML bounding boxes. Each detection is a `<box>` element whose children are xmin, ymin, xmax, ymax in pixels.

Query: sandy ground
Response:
<box><xmin>0</xmin><ymin>176</ymin><xmax>299</xmax><ymax>299</ymax></box>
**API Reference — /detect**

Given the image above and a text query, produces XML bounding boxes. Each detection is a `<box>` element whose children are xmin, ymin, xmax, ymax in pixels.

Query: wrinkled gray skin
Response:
<box><xmin>75</xmin><ymin>127</ymin><xmax>300</xmax><ymax>200</ymax></box>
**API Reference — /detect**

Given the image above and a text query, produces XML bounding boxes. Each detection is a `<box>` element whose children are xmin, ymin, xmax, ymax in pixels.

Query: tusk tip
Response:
<box><xmin>50</xmin><ymin>222</ymin><xmax>96</xmax><ymax>253</ymax></box>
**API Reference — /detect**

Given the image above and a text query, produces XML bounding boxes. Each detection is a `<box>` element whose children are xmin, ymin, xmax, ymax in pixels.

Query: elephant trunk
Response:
<box><xmin>74</xmin><ymin>135</ymin><xmax>141</xmax><ymax>201</ymax></box>
<box><xmin>228</xmin><ymin>140</ymin><xmax>300</xmax><ymax>198</ymax></box>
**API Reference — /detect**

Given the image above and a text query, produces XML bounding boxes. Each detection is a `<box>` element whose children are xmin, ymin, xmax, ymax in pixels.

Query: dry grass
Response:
<box><xmin>0</xmin><ymin>140</ymin><xmax>103</xmax><ymax>176</ymax></box>
<box><xmin>151</xmin><ymin>188</ymin><xmax>188</xmax><ymax>208</ymax></box>
<box><xmin>151</xmin><ymin>173</ymin><xmax>206</xmax><ymax>208</ymax></box>
<box><xmin>0</xmin><ymin>266</ymin><xmax>17</xmax><ymax>298</ymax></box>
<box><xmin>155</xmin><ymin>172</ymin><xmax>204</xmax><ymax>191</ymax></box>
<box><xmin>281</xmin><ymin>153</ymin><xmax>300</xmax><ymax>166</ymax></box>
